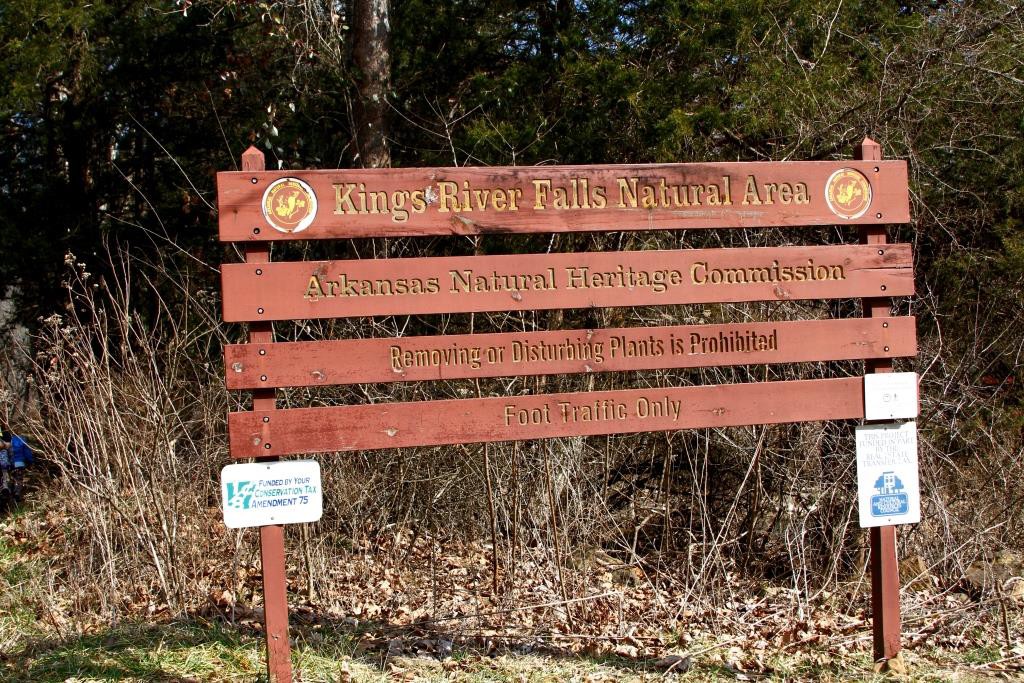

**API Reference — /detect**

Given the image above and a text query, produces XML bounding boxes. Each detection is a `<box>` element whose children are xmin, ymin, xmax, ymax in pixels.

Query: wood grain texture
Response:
<box><xmin>221</xmin><ymin>244</ymin><xmax>914</xmax><ymax>322</ymax></box>
<box><xmin>218</xmin><ymin>160</ymin><xmax>909</xmax><ymax>241</ymax></box>
<box><xmin>225</xmin><ymin>317</ymin><xmax>917</xmax><ymax>389</ymax></box>
<box><xmin>240</xmin><ymin>145</ymin><xmax>294</xmax><ymax>683</ymax></box>
<box><xmin>228</xmin><ymin>376</ymin><xmax>869</xmax><ymax>456</ymax></box>
<box><xmin>857</xmin><ymin>138</ymin><xmax>904</xmax><ymax>666</ymax></box>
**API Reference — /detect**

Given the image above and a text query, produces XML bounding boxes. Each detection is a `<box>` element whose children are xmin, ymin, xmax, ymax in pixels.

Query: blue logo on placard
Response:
<box><xmin>870</xmin><ymin>471</ymin><xmax>909</xmax><ymax>517</ymax></box>
<box><xmin>225</xmin><ymin>481</ymin><xmax>257</xmax><ymax>510</ymax></box>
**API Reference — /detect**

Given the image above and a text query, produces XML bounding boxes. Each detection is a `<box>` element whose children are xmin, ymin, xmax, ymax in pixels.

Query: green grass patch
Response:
<box><xmin>2</xmin><ymin>621</ymin><xmax>264</xmax><ymax>682</ymax></box>
<box><xmin>959</xmin><ymin>643</ymin><xmax>1003</xmax><ymax>665</ymax></box>
<box><xmin>0</xmin><ymin>617</ymin><xmax>1003</xmax><ymax>682</ymax></box>
<box><xmin>0</xmin><ymin>521</ymin><xmax>47</xmax><ymax>651</ymax></box>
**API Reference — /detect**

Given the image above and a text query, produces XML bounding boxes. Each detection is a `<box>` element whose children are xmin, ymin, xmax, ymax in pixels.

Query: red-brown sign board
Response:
<box><xmin>228</xmin><ymin>376</ymin><xmax>868</xmax><ymax>456</ymax></box>
<box><xmin>221</xmin><ymin>244</ymin><xmax>913</xmax><ymax>322</ymax></box>
<box><xmin>225</xmin><ymin>317</ymin><xmax>917</xmax><ymax>389</ymax></box>
<box><xmin>221</xmin><ymin>144</ymin><xmax>915</xmax><ymax>676</ymax></box>
<box><xmin>217</xmin><ymin>161</ymin><xmax>909</xmax><ymax>241</ymax></box>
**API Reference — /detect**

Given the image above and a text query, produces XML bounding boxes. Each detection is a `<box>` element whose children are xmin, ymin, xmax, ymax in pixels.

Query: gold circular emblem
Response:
<box><xmin>261</xmin><ymin>178</ymin><xmax>317</xmax><ymax>233</ymax></box>
<box><xmin>825</xmin><ymin>168</ymin><xmax>872</xmax><ymax>220</ymax></box>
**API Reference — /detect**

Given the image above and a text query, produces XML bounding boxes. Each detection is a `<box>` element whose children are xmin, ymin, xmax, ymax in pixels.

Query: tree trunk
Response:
<box><xmin>352</xmin><ymin>0</ymin><xmax>391</xmax><ymax>168</ymax></box>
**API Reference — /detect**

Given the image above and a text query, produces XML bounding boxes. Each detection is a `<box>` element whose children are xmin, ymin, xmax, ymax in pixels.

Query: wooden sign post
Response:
<box><xmin>218</xmin><ymin>145</ymin><xmax>915</xmax><ymax>680</ymax></box>
<box><xmin>238</xmin><ymin>148</ymin><xmax>293</xmax><ymax>683</ymax></box>
<box><xmin>856</xmin><ymin>138</ymin><xmax>904</xmax><ymax>671</ymax></box>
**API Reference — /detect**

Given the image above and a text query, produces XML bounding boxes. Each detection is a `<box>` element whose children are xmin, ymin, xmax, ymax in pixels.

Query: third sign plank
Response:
<box><xmin>225</xmin><ymin>317</ymin><xmax>916</xmax><ymax>389</ymax></box>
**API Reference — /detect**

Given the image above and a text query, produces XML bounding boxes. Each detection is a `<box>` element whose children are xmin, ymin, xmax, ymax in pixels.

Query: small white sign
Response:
<box><xmin>856</xmin><ymin>422</ymin><xmax>920</xmax><ymax>527</ymax></box>
<box><xmin>221</xmin><ymin>460</ymin><xmax>323</xmax><ymax>529</ymax></box>
<box><xmin>864</xmin><ymin>372</ymin><xmax>918</xmax><ymax>420</ymax></box>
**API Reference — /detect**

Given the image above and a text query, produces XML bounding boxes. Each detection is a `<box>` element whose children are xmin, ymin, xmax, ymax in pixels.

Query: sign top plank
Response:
<box><xmin>217</xmin><ymin>160</ymin><xmax>910</xmax><ymax>241</ymax></box>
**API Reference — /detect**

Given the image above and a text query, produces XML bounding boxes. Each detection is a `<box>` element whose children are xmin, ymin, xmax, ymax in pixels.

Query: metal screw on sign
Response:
<box><xmin>251</xmin><ymin>177</ymin><xmax>259</xmax><ymax>184</ymax></box>
<box><xmin>263</xmin><ymin>416</ymin><xmax>270</xmax><ymax>423</ymax></box>
<box><xmin>883</xmin><ymin>322</ymin><xmax>889</xmax><ymax>328</ymax></box>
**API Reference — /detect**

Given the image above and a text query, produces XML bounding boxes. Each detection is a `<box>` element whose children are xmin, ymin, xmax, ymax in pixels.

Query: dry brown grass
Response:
<box><xmin>0</xmin><ymin>245</ymin><xmax>1019</xmax><ymax>645</ymax></box>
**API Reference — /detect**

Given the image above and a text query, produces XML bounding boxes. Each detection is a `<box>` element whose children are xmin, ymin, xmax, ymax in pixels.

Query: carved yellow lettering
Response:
<box><xmin>334</xmin><ymin>183</ymin><xmax>357</xmax><ymax>215</ymax></box>
<box><xmin>706</xmin><ymin>184</ymin><xmax>721</xmax><ymax>206</ymax></box>
<box><xmin>742</xmin><ymin>176</ymin><xmax>762</xmax><ymax>205</ymax></box>
<box><xmin>305</xmin><ymin>275</ymin><xmax>326</xmax><ymax>299</ymax></box>
<box><xmin>438</xmin><ymin>181</ymin><xmax>460</xmax><ymax>212</ymax></box>
<box><xmin>553</xmin><ymin>186</ymin><xmax>570</xmax><ymax>210</ymax></box>
<box><xmin>794</xmin><ymin>182</ymin><xmax>809</xmax><ymax>204</ymax></box>
<box><xmin>617</xmin><ymin>177</ymin><xmax>639</xmax><ymax>208</ymax></box>
<box><xmin>471</xmin><ymin>187</ymin><xmax>491</xmax><ymax>210</ymax></box>
<box><xmin>641</xmin><ymin>184</ymin><xmax>657</xmax><ymax>208</ymax></box>
<box><xmin>492</xmin><ymin>188</ymin><xmax>508</xmax><ymax>211</ymax></box>
<box><xmin>508</xmin><ymin>188</ymin><xmax>523</xmax><ymax>210</ymax></box>
<box><xmin>533</xmin><ymin>179</ymin><xmax>551</xmax><ymax>209</ymax></box>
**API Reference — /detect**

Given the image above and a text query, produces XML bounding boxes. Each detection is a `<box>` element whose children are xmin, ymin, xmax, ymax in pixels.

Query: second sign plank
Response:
<box><xmin>221</xmin><ymin>244</ymin><xmax>914</xmax><ymax>321</ymax></box>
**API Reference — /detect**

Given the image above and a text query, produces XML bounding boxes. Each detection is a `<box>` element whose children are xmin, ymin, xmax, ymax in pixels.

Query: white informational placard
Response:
<box><xmin>856</xmin><ymin>422</ymin><xmax>920</xmax><ymax>527</ymax></box>
<box><xmin>221</xmin><ymin>460</ymin><xmax>323</xmax><ymax>529</ymax></box>
<box><xmin>864</xmin><ymin>372</ymin><xmax>918</xmax><ymax>420</ymax></box>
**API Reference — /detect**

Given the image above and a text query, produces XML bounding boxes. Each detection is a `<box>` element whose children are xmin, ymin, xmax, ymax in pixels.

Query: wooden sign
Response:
<box><xmin>228</xmin><ymin>376</ymin><xmax>867</xmax><ymax>457</ymax></box>
<box><xmin>217</xmin><ymin>160</ymin><xmax>910</xmax><ymax>241</ymax></box>
<box><xmin>221</xmin><ymin>244</ymin><xmax>913</xmax><ymax>322</ymax></box>
<box><xmin>219</xmin><ymin>142</ymin><xmax>919</xmax><ymax>679</ymax></box>
<box><xmin>225</xmin><ymin>317</ymin><xmax>917</xmax><ymax>389</ymax></box>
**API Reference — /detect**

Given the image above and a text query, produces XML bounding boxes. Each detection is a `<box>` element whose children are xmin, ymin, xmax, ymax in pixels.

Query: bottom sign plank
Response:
<box><xmin>229</xmin><ymin>377</ymin><xmax>867</xmax><ymax>457</ymax></box>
